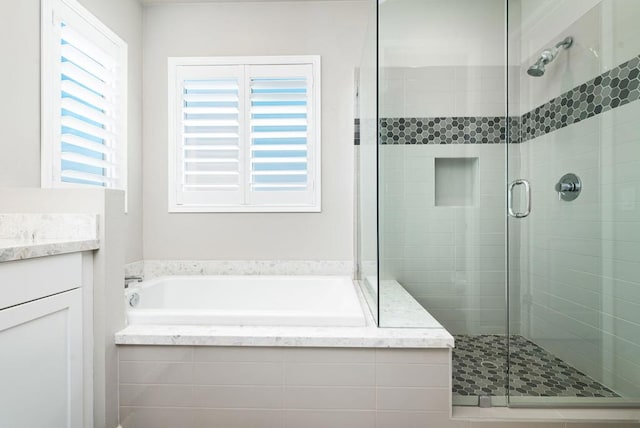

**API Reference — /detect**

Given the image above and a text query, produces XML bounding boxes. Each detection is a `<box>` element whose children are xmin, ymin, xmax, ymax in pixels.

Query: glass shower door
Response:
<box><xmin>507</xmin><ymin>0</ymin><xmax>640</xmax><ymax>407</ymax></box>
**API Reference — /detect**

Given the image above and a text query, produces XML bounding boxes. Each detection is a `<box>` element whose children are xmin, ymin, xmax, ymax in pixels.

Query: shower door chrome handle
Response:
<box><xmin>508</xmin><ymin>179</ymin><xmax>531</xmax><ymax>218</ymax></box>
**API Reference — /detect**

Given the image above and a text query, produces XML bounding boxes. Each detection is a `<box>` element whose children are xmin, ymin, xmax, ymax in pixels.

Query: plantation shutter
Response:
<box><xmin>174</xmin><ymin>65</ymin><xmax>244</xmax><ymax>206</ymax></box>
<box><xmin>45</xmin><ymin>1</ymin><xmax>126</xmax><ymax>189</ymax></box>
<box><xmin>170</xmin><ymin>57</ymin><xmax>320</xmax><ymax>212</ymax></box>
<box><xmin>247</xmin><ymin>64</ymin><xmax>316</xmax><ymax>206</ymax></box>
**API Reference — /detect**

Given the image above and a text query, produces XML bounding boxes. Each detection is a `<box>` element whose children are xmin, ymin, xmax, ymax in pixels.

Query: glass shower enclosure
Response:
<box><xmin>356</xmin><ymin>0</ymin><xmax>640</xmax><ymax>408</ymax></box>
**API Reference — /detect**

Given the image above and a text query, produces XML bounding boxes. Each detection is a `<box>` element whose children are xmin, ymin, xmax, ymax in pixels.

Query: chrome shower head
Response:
<box><xmin>527</xmin><ymin>36</ymin><xmax>573</xmax><ymax>77</ymax></box>
<box><xmin>527</xmin><ymin>58</ymin><xmax>546</xmax><ymax>77</ymax></box>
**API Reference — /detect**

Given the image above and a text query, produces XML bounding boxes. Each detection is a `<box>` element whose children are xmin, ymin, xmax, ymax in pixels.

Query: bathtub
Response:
<box><xmin>125</xmin><ymin>275</ymin><xmax>367</xmax><ymax>327</ymax></box>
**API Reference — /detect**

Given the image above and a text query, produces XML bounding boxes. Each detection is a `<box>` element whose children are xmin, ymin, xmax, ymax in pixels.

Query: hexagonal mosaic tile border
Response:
<box><xmin>521</xmin><ymin>55</ymin><xmax>640</xmax><ymax>142</ymax></box>
<box><xmin>378</xmin><ymin>117</ymin><xmax>522</xmax><ymax>145</ymax></box>
<box><xmin>359</xmin><ymin>54</ymin><xmax>640</xmax><ymax>145</ymax></box>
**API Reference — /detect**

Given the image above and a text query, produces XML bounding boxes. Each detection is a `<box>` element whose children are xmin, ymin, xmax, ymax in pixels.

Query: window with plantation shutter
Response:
<box><xmin>169</xmin><ymin>56</ymin><xmax>321</xmax><ymax>213</ymax></box>
<box><xmin>42</xmin><ymin>0</ymin><xmax>127</xmax><ymax>190</ymax></box>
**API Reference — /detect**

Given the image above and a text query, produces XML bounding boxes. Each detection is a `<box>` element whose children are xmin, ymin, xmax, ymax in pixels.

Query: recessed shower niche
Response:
<box><xmin>434</xmin><ymin>157</ymin><xmax>478</xmax><ymax>207</ymax></box>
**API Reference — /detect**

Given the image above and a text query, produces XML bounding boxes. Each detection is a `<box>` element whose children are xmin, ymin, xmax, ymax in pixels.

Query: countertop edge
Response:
<box><xmin>0</xmin><ymin>239</ymin><xmax>100</xmax><ymax>262</ymax></box>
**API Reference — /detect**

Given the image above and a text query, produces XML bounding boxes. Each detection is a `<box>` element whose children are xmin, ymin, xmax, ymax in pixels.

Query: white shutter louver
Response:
<box><xmin>247</xmin><ymin>64</ymin><xmax>316</xmax><ymax>207</ymax></box>
<box><xmin>175</xmin><ymin>66</ymin><xmax>244</xmax><ymax>206</ymax></box>
<box><xmin>43</xmin><ymin>0</ymin><xmax>127</xmax><ymax>191</ymax></box>
<box><xmin>59</xmin><ymin>24</ymin><xmax>118</xmax><ymax>186</ymax></box>
<box><xmin>249</xmin><ymin>75</ymin><xmax>309</xmax><ymax>193</ymax></box>
<box><xmin>182</xmin><ymin>79</ymin><xmax>241</xmax><ymax>190</ymax></box>
<box><xmin>169</xmin><ymin>58</ymin><xmax>320</xmax><ymax>212</ymax></box>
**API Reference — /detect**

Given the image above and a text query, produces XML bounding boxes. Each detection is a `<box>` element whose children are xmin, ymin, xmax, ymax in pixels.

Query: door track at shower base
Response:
<box><xmin>453</xmin><ymin>395</ymin><xmax>507</xmax><ymax>407</ymax></box>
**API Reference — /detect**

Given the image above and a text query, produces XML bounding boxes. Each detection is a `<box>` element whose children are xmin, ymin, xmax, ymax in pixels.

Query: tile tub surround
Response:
<box><xmin>118</xmin><ymin>346</ymin><xmax>455</xmax><ymax>428</ymax></box>
<box><xmin>0</xmin><ymin>213</ymin><xmax>99</xmax><ymax>262</ymax></box>
<box><xmin>118</xmin><ymin>345</ymin><xmax>640</xmax><ymax>428</ymax></box>
<box><xmin>133</xmin><ymin>260</ymin><xmax>353</xmax><ymax>279</ymax></box>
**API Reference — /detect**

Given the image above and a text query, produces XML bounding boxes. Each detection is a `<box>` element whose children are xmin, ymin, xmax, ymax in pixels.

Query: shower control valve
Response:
<box><xmin>555</xmin><ymin>182</ymin><xmax>579</xmax><ymax>192</ymax></box>
<box><xmin>555</xmin><ymin>173</ymin><xmax>582</xmax><ymax>201</ymax></box>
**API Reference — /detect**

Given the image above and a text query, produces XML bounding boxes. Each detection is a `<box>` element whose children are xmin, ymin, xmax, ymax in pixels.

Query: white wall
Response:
<box><xmin>0</xmin><ymin>1</ymin><xmax>41</xmax><ymax>188</ymax></box>
<box><xmin>0</xmin><ymin>0</ymin><xmax>143</xmax><ymax>264</ymax></box>
<box><xmin>142</xmin><ymin>1</ymin><xmax>368</xmax><ymax>261</ymax></box>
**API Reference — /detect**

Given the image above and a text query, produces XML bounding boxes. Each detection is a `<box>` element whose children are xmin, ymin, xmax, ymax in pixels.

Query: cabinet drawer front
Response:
<box><xmin>0</xmin><ymin>252</ymin><xmax>83</xmax><ymax>310</ymax></box>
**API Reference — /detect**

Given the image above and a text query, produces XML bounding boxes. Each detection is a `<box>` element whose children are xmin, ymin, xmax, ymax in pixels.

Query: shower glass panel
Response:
<box><xmin>507</xmin><ymin>0</ymin><xmax>640</xmax><ymax>407</ymax></box>
<box><xmin>375</xmin><ymin>0</ymin><xmax>640</xmax><ymax>409</ymax></box>
<box><xmin>355</xmin><ymin>0</ymin><xmax>379</xmax><ymax>324</ymax></box>
<box><xmin>377</xmin><ymin>0</ymin><xmax>510</xmax><ymax>405</ymax></box>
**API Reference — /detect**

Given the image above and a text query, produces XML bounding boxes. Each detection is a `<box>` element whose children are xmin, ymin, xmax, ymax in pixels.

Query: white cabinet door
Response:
<box><xmin>0</xmin><ymin>288</ymin><xmax>83</xmax><ymax>428</ymax></box>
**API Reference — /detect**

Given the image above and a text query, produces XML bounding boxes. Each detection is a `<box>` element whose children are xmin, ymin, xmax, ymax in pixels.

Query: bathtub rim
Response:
<box><xmin>116</xmin><ymin>275</ymin><xmax>454</xmax><ymax>348</ymax></box>
<box><xmin>124</xmin><ymin>274</ymin><xmax>369</xmax><ymax>327</ymax></box>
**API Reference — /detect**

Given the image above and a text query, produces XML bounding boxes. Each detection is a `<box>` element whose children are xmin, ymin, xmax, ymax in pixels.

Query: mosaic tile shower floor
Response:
<box><xmin>452</xmin><ymin>334</ymin><xmax>619</xmax><ymax>398</ymax></box>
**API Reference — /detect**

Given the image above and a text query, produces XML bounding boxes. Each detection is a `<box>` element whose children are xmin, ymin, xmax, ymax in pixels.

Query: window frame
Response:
<box><xmin>168</xmin><ymin>56</ymin><xmax>321</xmax><ymax>213</ymax></box>
<box><xmin>41</xmin><ymin>0</ymin><xmax>128</xmax><ymax>192</ymax></box>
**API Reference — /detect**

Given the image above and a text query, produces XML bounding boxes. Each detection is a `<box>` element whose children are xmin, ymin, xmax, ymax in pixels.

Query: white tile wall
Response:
<box><xmin>518</xmin><ymin>1</ymin><xmax>640</xmax><ymax>113</ymax></box>
<box><xmin>379</xmin><ymin>144</ymin><xmax>508</xmax><ymax>334</ymax></box>
<box><xmin>380</xmin><ymin>66</ymin><xmax>517</xmax><ymax>118</ymax></box>
<box><xmin>377</xmin><ymin>62</ymin><xmax>521</xmax><ymax>333</ymax></box>
<box><xmin>518</xmin><ymin>99</ymin><xmax>640</xmax><ymax>398</ymax></box>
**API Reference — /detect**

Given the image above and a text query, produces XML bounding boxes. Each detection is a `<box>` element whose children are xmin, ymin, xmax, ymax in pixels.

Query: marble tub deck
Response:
<box><xmin>115</xmin><ymin>323</ymin><xmax>454</xmax><ymax>348</ymax></box>
<box><xmin>115</xmin><ymin>277</ymin><xmax>454</xmax><ymax>349</ymax></box>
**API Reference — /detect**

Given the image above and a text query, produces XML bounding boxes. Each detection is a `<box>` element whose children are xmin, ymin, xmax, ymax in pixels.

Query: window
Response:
<box><xmin>168</xmin><ymin>56</ymin><xmax>321</xmax><ymax>212</ymax></box>
<box><xmin>41</xmin><ymin>0</ymin><xmax>127</xmax><ymax>190</ymax></box>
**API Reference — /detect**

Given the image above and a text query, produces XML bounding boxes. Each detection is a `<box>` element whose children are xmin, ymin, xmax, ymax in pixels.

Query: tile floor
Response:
<box><xmin>452</xmin><ymin>335</ymin><xmax>618</xmax><ymax>399</ymax></box>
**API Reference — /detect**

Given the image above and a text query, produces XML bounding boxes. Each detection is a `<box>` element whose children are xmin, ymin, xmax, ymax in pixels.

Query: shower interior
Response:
<box><xmin>358</xmin><ymin>0</ymin><xmax>640</xmax><ymax>408</ymax></box>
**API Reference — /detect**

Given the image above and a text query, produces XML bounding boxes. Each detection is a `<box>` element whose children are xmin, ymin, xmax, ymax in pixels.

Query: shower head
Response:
<box><xmin>527</xmin><ymin>36</ymin><xmax>573</xmax><ymax>77</ymax></box>
<box><xmin>527</xmin><ymin>58</ymin><xmax>547</xmax><ymax>77</ymax></box>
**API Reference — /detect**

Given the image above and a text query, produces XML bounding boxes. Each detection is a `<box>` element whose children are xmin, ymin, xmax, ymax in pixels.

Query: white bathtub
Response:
<box><xmin>125</xmin><ymin>275</ymin><xmax>367</xmax><ymax>327</ymax></box>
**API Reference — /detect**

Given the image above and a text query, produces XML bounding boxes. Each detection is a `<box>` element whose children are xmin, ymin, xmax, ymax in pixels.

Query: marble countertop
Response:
<box><xmin>0</xmin><ymin>213</ymin><xmax>100</xmax><ymax>262</ymax></box>
<box><xmin>0</xmin><ymin>238</ymin><xmax>100</xmax><ymax>262</ymax></box>
<box><xmin>115</xmin><ymin>323</ymin><xmax>454</xmax><ymax>348</ymax></box>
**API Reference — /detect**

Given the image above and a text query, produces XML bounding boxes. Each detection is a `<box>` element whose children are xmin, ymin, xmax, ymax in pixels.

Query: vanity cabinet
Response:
<box><xmin>0</xmin><ymin>253</ymin><xmax>85</xmax><ymax>428</ymax></box>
